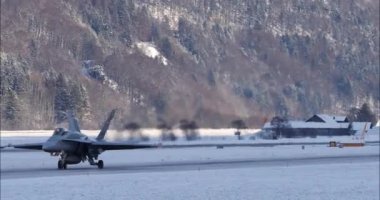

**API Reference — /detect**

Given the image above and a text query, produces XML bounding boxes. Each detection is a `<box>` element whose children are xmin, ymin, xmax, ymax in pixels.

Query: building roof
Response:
<box><xmin>351</xmin><ymin>122</ymin><xmax>371</xmax><ymax>132</ymax></box>
<box><xmin>263</xmin><ymin>114</ymin><xmax>351</xmax><ymax>130</ymax></box>
<box><xmin>306</xmin><ymin>114</ymin><xmax>347</xmax><ymax>123</ymax></box>
<box><xmin>263</xmin><ymin>121</ymin><xmax>350</xmax><ymax>129</ymax></box>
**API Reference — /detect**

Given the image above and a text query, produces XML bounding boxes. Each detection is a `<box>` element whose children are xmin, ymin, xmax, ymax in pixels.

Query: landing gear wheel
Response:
<box><xmin>58</xmin><ymin>160</ymin><xmax>63</xmax><ymax>170</ymax></box>
<box><xmin>97</xmin><ymin>160</ymin><xmax>104</xmax><ymax>169</ymax></box>
<box><xmin>58</xmin><ymin>160</ymin><xmax>67</xmax><ymax>170</ymax></box>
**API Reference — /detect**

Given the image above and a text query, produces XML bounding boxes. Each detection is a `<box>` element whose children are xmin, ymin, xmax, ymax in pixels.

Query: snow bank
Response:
<box><xmin>135</xmin><ymin>42</ymin><xmax>168</xmax><ymax>65</ymax></box>
<box><xmin>1</xmin><ymin>128</ymin><xmax>378</xmax><ymax>147</ymax></box>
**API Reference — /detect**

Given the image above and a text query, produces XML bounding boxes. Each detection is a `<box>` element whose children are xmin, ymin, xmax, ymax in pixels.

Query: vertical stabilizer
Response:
<box><xmin>67</xmin><ymin>111</ymin><xmax>81</xmax><ymax>133</ymax></box>
<box><xmin>96</xmin><ymin>109</ymin><xmax>116</xmax><ymax>140</ymax></box>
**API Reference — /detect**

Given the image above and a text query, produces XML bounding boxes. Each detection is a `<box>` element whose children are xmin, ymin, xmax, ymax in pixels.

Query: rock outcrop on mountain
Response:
<box><xmin>1</xmin><ymin>0</ymin><xmax>379</xmax><ymax>129</ymax></box>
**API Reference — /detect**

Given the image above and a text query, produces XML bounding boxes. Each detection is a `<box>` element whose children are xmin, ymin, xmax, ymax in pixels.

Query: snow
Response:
<box><xmin>1</xmin><ymin>144</ymin><xmax>379</xmax><ymax>171</ymax></box>
<box><xmin>135</xmin><ymin>42</ymin><xmax>168</xmax><ymax>65</ymax></box>
<box><xmin>262</xmin><ymin>114</ymin><xmax>356</xmax><ymax>129</ymax></box>
<box><xmin>82</xmin><ymin>63</ymin><xmax>119</xmax><ymax>91</ymax></box>
<box><xmin>104</xmin><ymin>78</ymin><xmax>119</xmax><ymax>91</ymax></box>
<box><xmin>368</xmin><ymin>126</ymin><xmax>380</xmax><ymax>135</ymax></box>
<box><xmin>309</xmin><ymin>114</ymin><xmax>347</xmax><ymax>123</ymax></box>
<box><xmin>1</xmin><ymin>161</ymin><xmax>378</xmax><ymax>200</ymax></box>
<box><xmin>1</xmin><ymin>131</ymin><xmax>379</xmax><ymax>200</ymax></box>
<box><xmin>352</xmin><ymin>122</ymin><xmax>371</xmax><ymax>133</ymax></box>
<box><xmin>1</xmin><ymin>127</ymin><xmax>378</xmax><ymax>147</ymax></box>
<box><xmin>263</xmin><ymin>121</ymin><xmax>350</xmax><ymax>129</ymax></box>
<box><xmin>142</xmin><ymin>2</ymin><xmax>198</xmax><ymax>31</ymax></box>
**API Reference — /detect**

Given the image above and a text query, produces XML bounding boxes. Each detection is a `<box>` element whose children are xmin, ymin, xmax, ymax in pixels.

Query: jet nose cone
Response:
<box><xmin>42</xmin><ymin>143</ymin><xmax>55</xmax><ymax>152</ymax></box>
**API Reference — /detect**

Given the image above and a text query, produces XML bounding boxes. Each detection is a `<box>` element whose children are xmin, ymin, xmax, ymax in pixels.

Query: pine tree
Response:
<box><xmin>347</xmin><ymin>107</ymin><xmax>360</xmax><ymax>122</ymax></box>
<box><xmin>358</xmin><ymin>103</ymin><xmax>377</xmax><ymax>127</ymax></box>
<box><xmin>2</xmin><ymin>89</ymin><xmax>22</xmax><ymax>128</ymax></box>
<box><xmin>270</xmin><ymin>116</ymin><xmax>289</xmax><ymax>139</ymax></box>
<box><xmin>54</xmin><ymin>73</ymin><xmax>72</xmax><ymax>123</ymax></box>
<box><xmin>70</xmin><ymin>83</ymin><xmax>91</xmax><ymax>121</ymax></box>
<box><xmin>79</xmin><ymin>84</ymin><xmax>91</xmax><ymax>120</ymax></box>
<box><xmin>348</xmin><ymin>103</ymin><xmax>378</xmax><ymax>127</ymax></box>
<box><xmin>69</xmin><ymin>83</ymin><xmax>81</xmax><ymax>114</ymax></box>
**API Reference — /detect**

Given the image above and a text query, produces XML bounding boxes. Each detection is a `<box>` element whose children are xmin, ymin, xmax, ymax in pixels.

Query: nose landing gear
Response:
<box><xmin>57</xmin><ymin>151</ymin><xmax>68</xmax><ymax>170</ymax></box>
<box><xmin>97</xmin><ymin>160</ymin><xmax>104</xmax><ymax>169</ymax></box>
<box><xmin>58</xmin><ymin>160</ymin><xmax>67</xmax><ymax>170</ymax></box>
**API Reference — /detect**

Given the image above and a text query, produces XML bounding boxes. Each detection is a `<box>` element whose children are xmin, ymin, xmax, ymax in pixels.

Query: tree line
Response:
<box><xmin>1</xmin><ymin>63</ymin><xmax>91</xmax><ymax>129</ymax></box>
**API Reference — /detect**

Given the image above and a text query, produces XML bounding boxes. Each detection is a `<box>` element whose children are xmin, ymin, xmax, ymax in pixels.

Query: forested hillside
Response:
<box><xmin>1</xmin><ymin>0</ymin><xmax>379</xmax><ymax>129</ymax></box>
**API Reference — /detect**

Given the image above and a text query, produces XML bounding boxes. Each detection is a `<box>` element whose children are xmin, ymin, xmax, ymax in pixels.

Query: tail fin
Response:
<box><xmin>67</xmin><ymin>111</ymin><xmax>81</xmax><ymax>133</ymax></box>
<box><xmin>96</xmin><ymin>109</ymin><xmax>117</xmax><ymax>140</ymax></box>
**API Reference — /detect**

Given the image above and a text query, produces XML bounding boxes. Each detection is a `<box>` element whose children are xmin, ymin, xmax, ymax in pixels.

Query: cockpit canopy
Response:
<box><xmin>53</xmin><ymin>128</ymin><xmax>68</xmax><ymax>136</ymax></box>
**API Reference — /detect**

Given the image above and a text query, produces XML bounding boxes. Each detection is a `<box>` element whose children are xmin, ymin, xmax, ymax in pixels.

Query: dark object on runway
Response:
<box><xmin>12</xmin><ymin>109</ymin><xmax>156</xmax><ymax>170</ymax></box>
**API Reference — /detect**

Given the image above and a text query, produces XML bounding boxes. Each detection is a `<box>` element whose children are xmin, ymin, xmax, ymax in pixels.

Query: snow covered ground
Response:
<box><xmin>1</xmin><ymin>129</ymin><xmax>379</xmax><ymax>200</ymax></box>
<box><xmin>1</xmin><ymin>159</ymin><xmax>379</xmax><ymax>200</ymax></box>
<box><xmin>1</xmin><ymin>144</ymin><xmax>379</xmax><ymax>199</ymax></box>
<box><xmin>1</xmin><ymin>145</ymin><xmax>379</xmax><ymax>171</ymax></box>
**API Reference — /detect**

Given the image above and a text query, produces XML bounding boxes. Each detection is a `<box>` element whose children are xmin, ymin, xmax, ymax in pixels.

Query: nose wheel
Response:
<box><xmin>97</xmin><ymin>160</ymin><xmax>104</xmax><ymax>169</ymax></box>
<box><xmin>58</xmin><ymin>160</ymin><xmax>67</xmax><ymax>170</ymax></box>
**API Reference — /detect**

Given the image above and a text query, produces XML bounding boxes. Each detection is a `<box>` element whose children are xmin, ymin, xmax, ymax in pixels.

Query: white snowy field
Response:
<box><xmin>1</xmin><ymin>129</ymin><xmax>379</xmax><ymax>200</ymax></box>
<box><xmin>1</xmin><ymin>144</ymin><xmax>379</xmax><ymax>200</ymax></box>
<box><xmin>1</xmin><ymin>145</ymin><xmax>379</xmax><ymax>171</ymax></box>
<box><xmin>1</xmin><ymin>161</ymin><xmax>379</xmax><ymax>200</ymax></box>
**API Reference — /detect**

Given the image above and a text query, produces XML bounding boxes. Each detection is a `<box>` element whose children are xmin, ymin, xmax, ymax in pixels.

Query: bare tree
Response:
<box><xmin>270</xmin><ymin>116</ymin><xmax>289</xmax><ymax>139</ymax></box>
<box><xmin>179</xmin><ymin>119</ymin><xmax>200</xmax><ymax>140</ymax></box>
<box><xmin>231</xmin><ymin>119</ymin><xmax>247</xmax><ymax>140</ymax></box>
<box><xmin>124</xmin><ymin>122</ymin><xmax>149</xmax><ymax>141</ymax></box>
<box><xmin>157</xmin><ymin>120</ymin><xmax>177</xmax><ymax>141</ymax></box>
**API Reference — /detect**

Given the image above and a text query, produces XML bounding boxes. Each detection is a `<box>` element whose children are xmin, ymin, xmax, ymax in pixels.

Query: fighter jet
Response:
<box><xmin>12</xmin><ymin>109</ymin><xmax>155</xmax><ymax>169</ymax></box>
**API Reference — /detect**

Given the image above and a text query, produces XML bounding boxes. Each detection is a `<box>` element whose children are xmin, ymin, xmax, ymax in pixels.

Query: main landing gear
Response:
<box><xmin>88</xmin><ymin>157</ymin><xmax>104</xmax><ymax>169</ymax></box>
<box><xmin>57</xmin><ymin>159</ymin><xmax>103</xmax><ymax>170</ymax></box>
<box><xmin>56</xmin><ymin>152</ymin><xmax>104</xmax><ymax>169</ymax></box>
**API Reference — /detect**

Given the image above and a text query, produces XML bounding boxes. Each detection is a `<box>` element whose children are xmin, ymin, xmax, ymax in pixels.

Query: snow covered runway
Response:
<box><xmin>2</xmin><ymin>151</ymin><xmax>377</xmax><ymax>180</ymax></box>
<box><xmin>2</xmin><ymin>162</ymin><xmax>379</xmax><ymax>200</ymax></box>
<box><xmin>1</xmin><ymin>133</ymin><xmax>379</xmax><ymax>200</ymax></box>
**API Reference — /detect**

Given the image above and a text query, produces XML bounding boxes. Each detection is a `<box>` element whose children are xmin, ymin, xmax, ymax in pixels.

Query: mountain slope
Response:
<box><xmin>1</xmin><ymin>0</ymin><xmax>379</xmax><ymax>129</ymax></box>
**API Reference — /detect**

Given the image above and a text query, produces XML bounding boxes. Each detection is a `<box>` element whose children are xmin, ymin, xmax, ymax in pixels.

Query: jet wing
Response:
<box><xmin>13</xmin><ymin>143</ymin><xmax>44</xmax><ymax>150</ymax></box>
<box><xmin>90</xmin><ymin>141</ymin><xmax>157</xmax><ymax>150</ymax></box>
<box><xmin>62</xmin><ymin>138</ymin><xmax>93</xmax><ymax>144</ymax></box>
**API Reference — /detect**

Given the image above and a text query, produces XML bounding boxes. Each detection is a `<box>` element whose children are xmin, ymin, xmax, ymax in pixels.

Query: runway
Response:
<box><xmin>2</xmin><ymin>140</ymin><xmax>379</xmax><ymax>152</ymax></box>
<box><xmin>2</xmin><ymin>145</ymin><xmax>379</xmax><ymax>200</ymax></box>
<box><xmin>1</xmin><ymin>155</ymin><xmax>378</xmax><ymax>179</ymax></box>
<box><xmin>1</xmin><ymin>147</ymin><xmax>379</xmax><ymax>179</ymax></box>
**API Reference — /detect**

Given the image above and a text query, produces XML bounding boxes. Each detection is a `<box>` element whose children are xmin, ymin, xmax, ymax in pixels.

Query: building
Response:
<box><xmin>305</xmin><ymin>114</ymin><xmax>349</xmax><ymax>123</ymax></box>
<box><xmin>262</xmin><ymin>114</ymin><xmax>352</xmax><ymax>138</ymax></box>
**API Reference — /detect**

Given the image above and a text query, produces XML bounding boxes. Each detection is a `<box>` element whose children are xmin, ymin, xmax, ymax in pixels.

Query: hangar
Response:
<box><xmin>262</xmin><ymin>114</ymin><xmax>352</xmax><ymax>138</ymax></box>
